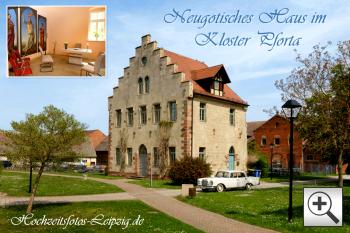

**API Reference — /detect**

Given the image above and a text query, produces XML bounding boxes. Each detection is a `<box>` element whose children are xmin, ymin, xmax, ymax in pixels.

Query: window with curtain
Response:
<box><xmin>88</xmin><ymin>11</ymin><xmax>105</xmax><ymax>41</ymax></box>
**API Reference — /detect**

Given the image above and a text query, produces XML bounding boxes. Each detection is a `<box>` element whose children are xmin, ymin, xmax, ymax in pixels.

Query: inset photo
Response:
<box><xmin>7</xmin><ymin>5</ymin><xmax>106</xmax><ymax>77</ymax></box>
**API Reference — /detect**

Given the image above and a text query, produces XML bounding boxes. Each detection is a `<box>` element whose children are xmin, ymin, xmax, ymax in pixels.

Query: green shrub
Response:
<box><xmin>247</xmin><ymin>153</ymin><xmax>269</xmax><ymax>177</ymax></box>
<box><xmin>168</xmin><ymin>156</ymin><xmax>212</xmax><ymax>185</ymax></box>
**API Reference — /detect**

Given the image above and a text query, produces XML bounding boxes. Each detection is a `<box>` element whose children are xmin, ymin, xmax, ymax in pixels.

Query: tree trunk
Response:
<box><xmin>337</xmin><ymin>150</ymin><xmax>343</xmax><ymax>188</ymax></box>
<box><xmin>28</xmin><ymin>160</ymin><xmax>32</xmax><ymax>193</ymax></box>
<box><xmin>26</xmin><ymin>161</ymin><xmax>46</xmax><ymax>213</ymax></box>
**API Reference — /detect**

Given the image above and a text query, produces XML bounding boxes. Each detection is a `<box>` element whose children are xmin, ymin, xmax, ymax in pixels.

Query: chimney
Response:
<box><xmin>141</xmin><ymin>34</ymin><xmax>151</xmax><ymax>46</ymax></box>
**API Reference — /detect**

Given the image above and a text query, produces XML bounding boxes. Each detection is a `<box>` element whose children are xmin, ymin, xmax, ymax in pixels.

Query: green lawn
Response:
<box><xmin>0</xmin><ymin>171</ymin><xmax>123</xmax><ymax>196</ymax></box>
<box><xmin>0</xmin><ymin>201</ymin><xmax>201</xmax><ymax>233</ymax></box>
<box><xmin>8</xmin><ymin>169</ymin><xmax>124</xmax><ymax>180</ymax></box>
<box><xmin>45</xmin><ymin>170</ymin><xmax>124</xmax><ymax>180</ymax></box>
<box><xmin>181</xmin><ymin>183</ymin><xmax>349</xmax><ymax>233</ymax></box>
<box><xmin>128</xmin><ymin>178</ymin><xmax>181</xmax><ymax>189</ymax></box>
<box><xmin>260</xmin><ymin>173</ymin><xmax>334</xmax><ymax>183</ymax></box>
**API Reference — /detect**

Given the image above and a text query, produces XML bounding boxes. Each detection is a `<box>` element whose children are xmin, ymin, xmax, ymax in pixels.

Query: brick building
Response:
<box><xmin>252</xmin><ymin>114</ymin><xmax>303</xmax><ymax>170</ymax></box>
<box><xmin>251</xmin><ymin>114</ymin><xmax>337</xmax><ymax>173</ymax></box>
<box><xmin>108</xmin><ymin>35</ymin><xmax>248</xmax><ymax>176</ymax></box>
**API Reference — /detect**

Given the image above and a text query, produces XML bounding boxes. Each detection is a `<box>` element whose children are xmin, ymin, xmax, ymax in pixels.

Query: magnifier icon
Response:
<box><xmin>307</xmin><ymin>191</ymin><xmax>339</xmax><ymax>224</ymax></box>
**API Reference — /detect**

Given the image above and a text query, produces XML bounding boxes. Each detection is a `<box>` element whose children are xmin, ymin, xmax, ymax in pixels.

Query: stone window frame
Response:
<box><xmin>199</xmin><ymin>102</ymin><xmax>206</xmax><ymax>122</ymax></box>
<box><xmin>168</xmin><ymin>101</ymin><xmax>177</xmax><ymax>122</ymax></box>
<box><xmin>199</xmin><ymin>147</ymin><xmax>206</xmax><ymax>160</ymax></box>
<box><xmin>229</xmin><ymin>108</ymin><xmax>235</xmax><ymax>126</ymax></box>
<box><xmin>261</xmin><ymin>135</ymin><xmax>267</xmax><ymax>146</ymax></box>
<box><xmin>116</xmin><ymin>109</ymin><xmax>122</xmax><ymax>128</ymax></box>
<box><xmin>153</xmin><ymin>103</ymin><xmax>161</xmax><ymax>124</ymax></box>
<box><xmin>127</xmin><ymin>107</ymin><xmax>134</xmax><ymax>127</ymax></box>
<box><xmin>139</xmin><ymin>105</ymin><xmax>147</xmax><ymax>125</ymax></box>
<box><xmin>127</xmin><ymin>148</ymin><xmax>133</xmax><ymax>167</ymax></box>
<box><xmin>145</xmin><ymin>76</ymin><xmax>150</xmax><ymax>93</ymax></box>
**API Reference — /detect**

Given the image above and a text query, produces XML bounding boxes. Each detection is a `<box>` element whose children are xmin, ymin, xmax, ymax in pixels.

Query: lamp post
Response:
<box><xmin>270</xmin><ymin>143</ymin><xmax>274</xmax><ymax>180</ymax></box>
<box><xmin>282</xmin><ymin>99</ymin><xmax>302</xmax><ymax>223</ymax></box>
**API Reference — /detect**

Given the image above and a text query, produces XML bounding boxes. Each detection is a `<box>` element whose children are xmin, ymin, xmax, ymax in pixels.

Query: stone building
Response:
<box><xmin>108</xmin><ymin>35</ymin><xmax>248</xmax><ymax>176</ymax></box>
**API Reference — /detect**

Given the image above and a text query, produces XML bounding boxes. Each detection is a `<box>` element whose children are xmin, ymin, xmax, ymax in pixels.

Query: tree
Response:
<box><xmin>1</xmin><ymin>105</ymin><xmax>87</xmax><ymax>213</ymax></box>
<box><xmin>275</xmin><ymin>41</ymin><xmax>350</xmax><ymax>187</ymax></box>
<box><xmin>158</xmin><ymin>121</ymin><xmax>173</xmax><ymax>179</ymax></box>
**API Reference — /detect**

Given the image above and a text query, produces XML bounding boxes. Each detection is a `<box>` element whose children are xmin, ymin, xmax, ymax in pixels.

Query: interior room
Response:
<box><xmin>7</xmin><ymin>6</ymin><xmax>106</xmax><ymax>77</ymax></box>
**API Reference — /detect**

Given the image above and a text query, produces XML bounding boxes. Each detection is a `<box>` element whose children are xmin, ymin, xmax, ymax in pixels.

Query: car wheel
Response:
<box><xmin>216</xmin><ymin>183</ymin><xmax>225</xmax><ymax>192</ymax></box>
<box><xmin>245</xmin><ymin>183</ymin><xmax>252</xmax><ymax>190</ymax></box>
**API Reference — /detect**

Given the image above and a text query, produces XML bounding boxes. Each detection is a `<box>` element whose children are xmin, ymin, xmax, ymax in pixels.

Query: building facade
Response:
<box><xmin>108</xmin><ymin>35</ymin><xmax>248</xmax><ymax>176</ymax></box>
<box><xmin>253</xmin><ymin>115</ymin><xmax>303</xmax><ymax>171</ymax></box>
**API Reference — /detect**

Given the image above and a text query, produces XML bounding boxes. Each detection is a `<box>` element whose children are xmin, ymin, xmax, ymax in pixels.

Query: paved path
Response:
<box><xmin>93</xmin><ymin>178</ymin><xmax>277</xmax><ymax>233</ymax></box>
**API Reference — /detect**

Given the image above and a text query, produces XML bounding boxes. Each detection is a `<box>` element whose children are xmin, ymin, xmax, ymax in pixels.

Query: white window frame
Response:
<box><xmin>199</xmin><ymin>103</ymin><xmax>206</xmax><ymax>122</ymax></box>
<box><xmin>88</xmin><ymin>11</ymin><xmax>106</xmax><ymax>41</ymax></box>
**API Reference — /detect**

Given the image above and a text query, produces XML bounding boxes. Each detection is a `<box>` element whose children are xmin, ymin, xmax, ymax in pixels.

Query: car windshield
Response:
<box><xmin>215</xmin><ymin>171</ymin><xmax>230</xmax><ymax>178</ymax></box>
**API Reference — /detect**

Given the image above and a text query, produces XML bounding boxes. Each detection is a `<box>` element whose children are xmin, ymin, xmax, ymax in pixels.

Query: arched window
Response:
<box><xmin>145</xmin><ymin>76</ymin><xmax>150</xmax><ymax>93</ymax></box>
<box><xmin>138</xmin><ymin>78</ymin><xmax>143</xmax><ymax>94</ymax></box>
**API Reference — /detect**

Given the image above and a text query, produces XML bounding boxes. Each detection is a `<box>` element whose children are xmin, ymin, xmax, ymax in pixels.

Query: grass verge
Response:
<box><xmin>0</xmin><ymin>171</ymin><xmax>123</xmax><ymax>196</ymax></box>
<box><xmin>0</xmin><ymin>200</ymin><xmax>202</xmax><ymax>233</ymax></box>
<box><xmin>180</xmin><ymin>183</ymin><xmax>349</xmax><ymax>232</ymax></box>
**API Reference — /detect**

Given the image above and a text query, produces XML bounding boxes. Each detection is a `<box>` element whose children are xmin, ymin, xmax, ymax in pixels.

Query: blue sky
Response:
<box><xmin>1</xmin><ymin>0</ymin><xmax>350</xmax><ymax>134</ymax></box>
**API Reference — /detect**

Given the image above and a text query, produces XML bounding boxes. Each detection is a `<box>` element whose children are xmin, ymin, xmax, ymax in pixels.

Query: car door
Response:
<box><xmin>236</xmin><ymin>172</ymin><xmax>246</xmax><ymax>188</ymax></box>
<box><xmin>226</xmin><ymin>172</ymin><xmax>237</xmax><ymax>188</ymax></box>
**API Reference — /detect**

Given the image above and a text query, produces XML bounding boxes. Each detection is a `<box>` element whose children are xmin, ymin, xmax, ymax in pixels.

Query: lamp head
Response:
<box><xmin>282</xmin><ymin>99</ymin><xmax>302</xmax><ymax>118</ymax></box>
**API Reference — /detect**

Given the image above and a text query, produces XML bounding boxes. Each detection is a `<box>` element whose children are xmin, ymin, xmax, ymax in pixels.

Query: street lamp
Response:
<box><xmin>270</xmin><ymin>143</ymin><xmax>274</xmax><ymax>180</ymax></box>
<box><xmin>282</xmin><ymin>99</ymin><xmax>302</xmax><ymax>223</ymax></box>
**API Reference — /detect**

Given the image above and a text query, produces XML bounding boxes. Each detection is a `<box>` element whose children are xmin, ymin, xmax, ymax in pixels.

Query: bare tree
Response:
<box><xmin>119</xmin><ymin>128</ymin><xmax>128</xmax><ymax>175</ymax></box>
<box><xmin>158</xmin><ymin>121</ymin><xmax>173</xmax><ymax>179</ymax></box>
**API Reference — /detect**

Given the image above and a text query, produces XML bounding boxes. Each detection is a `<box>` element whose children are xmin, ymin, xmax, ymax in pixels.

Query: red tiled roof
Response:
<box><xmin>191</xmin><ymin>65</ymin><xmax>224</xmax><ymax>81</ymax></box>
<box><xmin>163</xmin><ymin>50</ymin><xmax>247</xmax><ymax>105</ymax></box>
<box><xmin>85</xmin><ymin>130</ymin><xmax>106</xmax><ymax>150</ymax></box>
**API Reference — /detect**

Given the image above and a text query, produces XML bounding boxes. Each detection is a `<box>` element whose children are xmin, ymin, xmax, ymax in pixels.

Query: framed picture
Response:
<box><xmin>38</xmin><ymin>15</ymin><xmax>47</xmax><ymax>52</ymax></box>
<box><xmin>20</xmin><ymin>7</ymin><xmax>37</xmax><ymax>56</ymax></box>
<box><xmin>7</xmin><ymin>7</ymin><xmax>19</xmax><ymax>55</ymax></box>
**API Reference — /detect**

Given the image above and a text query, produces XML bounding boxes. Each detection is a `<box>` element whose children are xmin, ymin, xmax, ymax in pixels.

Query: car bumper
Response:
<box><xmin>198</xmin><ymin>185</ymin><xmax>216</xmax><ymax>190</ymax></box>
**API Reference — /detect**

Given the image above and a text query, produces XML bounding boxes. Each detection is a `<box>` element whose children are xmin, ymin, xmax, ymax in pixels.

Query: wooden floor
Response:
<box><xmin>9</xmin><ymin>55</ymin><xmax>104</xmax><ymax>77</ymax></box>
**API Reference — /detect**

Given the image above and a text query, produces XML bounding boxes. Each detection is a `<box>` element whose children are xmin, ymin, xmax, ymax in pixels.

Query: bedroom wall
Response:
<box><xmin>35</xmin><ymin>6</ymin><xmax>106</xmax><ymax>60</ymax></box>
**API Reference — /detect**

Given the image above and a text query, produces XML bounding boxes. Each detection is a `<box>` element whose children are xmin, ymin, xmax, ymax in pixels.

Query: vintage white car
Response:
<box><xmin>197</xmin><ymin>170</ymin><xmax>260</xmax><ymax>192</ymax></box>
